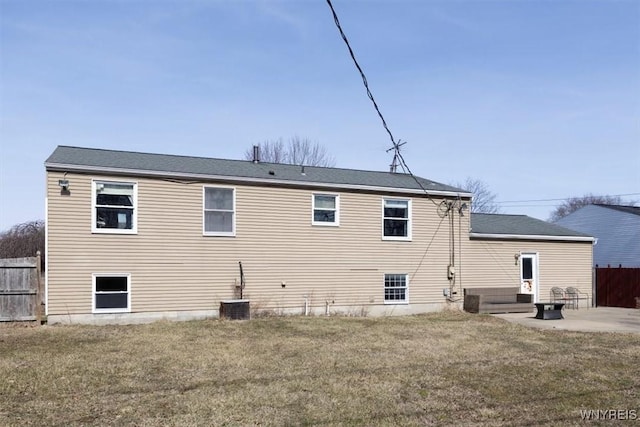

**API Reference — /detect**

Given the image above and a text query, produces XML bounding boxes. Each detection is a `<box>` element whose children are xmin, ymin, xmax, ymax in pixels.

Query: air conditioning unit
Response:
<box><xmin>219</xmin><ymin>299</ymin><xmax>250</xmax><ymax>320</ymax></box>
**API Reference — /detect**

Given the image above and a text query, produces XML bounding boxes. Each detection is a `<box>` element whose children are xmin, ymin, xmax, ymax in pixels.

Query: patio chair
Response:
<box><xmin>550</xmin><ymin>287</ymin><xmax>566</xmax><ymax>304</ymax></box>
<box><xmin>565</xmin><ymin>287</ymin><xmax>591</xmax><ymax>309</ymax></box>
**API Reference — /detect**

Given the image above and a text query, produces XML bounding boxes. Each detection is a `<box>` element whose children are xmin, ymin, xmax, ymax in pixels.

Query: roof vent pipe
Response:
<box><xmin>252</xmin><ymin>145</ymin><xmax>260</xmax><ymax>163</ymax></box>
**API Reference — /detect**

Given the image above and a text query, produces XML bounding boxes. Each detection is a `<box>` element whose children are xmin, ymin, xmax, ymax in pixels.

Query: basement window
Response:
<box><xmin>384</xmin><ymin>274</ymin><xmax>408</xmax><ymax>304</ymax></box>
<box><xmin>92</xmin><ymin>180</ymin><xmax>137</xmax><ymax>234</ymax></box>
<box><xmin>93</xmin><ymin>274</ymin><xmax>130</xmax><ymax>313</ymax></box>
<box><xmin>312</xmin><ymin>194</ymin><xmax>339</xmax><ymax>226</ymax></box>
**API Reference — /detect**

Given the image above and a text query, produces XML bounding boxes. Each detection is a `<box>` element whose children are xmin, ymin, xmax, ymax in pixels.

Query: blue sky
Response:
<box><xmin>1</xmin><ymin>0</ymin><xmax>639</xmax><ymax>231</ymax></box>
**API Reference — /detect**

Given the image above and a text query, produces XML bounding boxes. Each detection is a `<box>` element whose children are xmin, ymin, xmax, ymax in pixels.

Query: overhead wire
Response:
<box><xmin>495</xmin><ymin>193</ymin><xmax>640</xmax><ymax>204</ymax></box>
<box><xmin>326</xmin><ymin>0</ymin><xmax>466</xmax><ymax>293</ymax></box>
<box><xmin>325</xmin><ymin>0</ymin><xmax>397</xmax><ymax>158</ymax></box>
<box><xmin>325</xmin><ymin>0</ymin><xmax>445</xmax><ymax>207</ymax></box>
<box><xmin>327</xmin><ymin>0</ymin><xmax>636</xmax><ymax>216</ymax></box>
<box><xmin>410</xmin><ymin>215</ymin><xmax>447</xmax><ymax>281</ymax></box>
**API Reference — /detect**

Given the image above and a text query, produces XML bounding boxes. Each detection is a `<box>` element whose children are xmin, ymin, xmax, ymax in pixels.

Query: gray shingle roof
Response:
<box><xmin>595</xmin><ymin>204</ymin><xmax>640</xmax><ymax>217</ymax></box>
<box><xmin>556</xmin><ymin>204</ymin><xmax>640</xmax><ymax>267</ymax></box>
<box><xmin>471</xmin><ymin>213</ymin><xmax>592</xmax><ymax>239</ymax></box>
<box><xmin>45</xmin><ymin>145</ymin><xmax>469</xmax><ymax>195</ymax></box>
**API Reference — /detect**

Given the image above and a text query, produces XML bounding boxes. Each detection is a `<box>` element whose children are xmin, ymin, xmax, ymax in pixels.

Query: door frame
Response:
<box><xmin>519</xmin><ymin>252</ymin><xmax>540</xmax><ymax>303</ymax></box>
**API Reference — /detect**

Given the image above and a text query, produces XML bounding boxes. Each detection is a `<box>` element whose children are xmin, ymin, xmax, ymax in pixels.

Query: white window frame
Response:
<box><xmin>311</xmin><ymin>193</ymin><xmax>340</xmax><ymax>226</ymax></box>
<box><xmin>384</xmin><ymin>273</ymin><xmax>409</xmax><ymax>304</ymax></box>
<box><xmin>382</xmin><ymin>198</ymin><xmax>412</xmax><ymax>241</ymax></box>
<box><xmin>92</xmin><ymin>180</ymin><xmax>138</xmax><ymax>234</ymax></box>
<box><xmin>203</xmin><ymin>186</ymin><xmax>236</xmax><ymax>237</ymax></box>
<box><xmin>92</xmin><ymin>273</ymin><xmax>131</xmax><ymax>314</ymax></box>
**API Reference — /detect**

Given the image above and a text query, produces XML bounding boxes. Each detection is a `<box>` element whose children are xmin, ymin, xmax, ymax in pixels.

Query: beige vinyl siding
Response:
<box><xmin>47</xmin><ymin>172</ymin><xmax>466</xmax><ymax>315</ymax></box>
<box><xmin>465</xmin><ymin>239</ymin><xmax>593</xmax><ymax>300</ymax></box>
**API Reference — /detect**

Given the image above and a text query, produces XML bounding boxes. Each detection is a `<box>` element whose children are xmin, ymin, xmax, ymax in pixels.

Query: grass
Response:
<box><xmin>1</xmin><ymin>311</ymin><xmax>639</xmax><ymax>426</ymax></box>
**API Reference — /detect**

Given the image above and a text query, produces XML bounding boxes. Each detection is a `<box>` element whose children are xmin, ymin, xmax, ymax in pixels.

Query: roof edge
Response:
<box><xmin>469</xmin><ymin>232</ymin><xmax>595</xmax><ymax>242</ymax></box>
<box><xmin>45</xmin><ymin>162</ymin><xmax>474</xmax><ymax>198</ymax></box>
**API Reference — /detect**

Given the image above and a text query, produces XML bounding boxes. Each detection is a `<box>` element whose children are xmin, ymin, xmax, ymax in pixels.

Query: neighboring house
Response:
<box><xmin>44</xmin><ymin>146</ymin><xmax>594</xmax><ymax>324</ymax></box>
<box><xmin>555</xmin><ymin>204</ymin><xmax>640</xmax><ymax>268</ymax></box>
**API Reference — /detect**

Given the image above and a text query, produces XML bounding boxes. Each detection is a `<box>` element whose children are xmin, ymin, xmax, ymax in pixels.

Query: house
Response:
<box><xmin>44</xmin><ymin>146</ymin><xmax>594</xmax><ymax>324</ymax></box>
<box><xmin>555</xmin><ymin>204</ymin><xmax>640</xmax><ymax>268</ymax></box>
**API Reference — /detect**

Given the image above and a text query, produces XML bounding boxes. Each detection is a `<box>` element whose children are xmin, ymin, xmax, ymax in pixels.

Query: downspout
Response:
<box><xmin>458</xmin><ymin>205</ymin><xmax>463</xmax><ymax>297</ymax></box>
<box><xmin>44</xmin><ymin>196</ymin><xmax>49</xmax><ymax>317</ymax></box>
<box><xmin>446</xmin><ymin>199</ymin><xmax>466</xmax><ymax>303</ymax></box>
<box><xmin>451</xmin><ymin>206</ymin><xmax>455</xmax><ymax>291</ymax></box>
<box><xmin>448</xmin><ymin>201</ymin><xmax>456</xmax><ymax>300</ymax></box>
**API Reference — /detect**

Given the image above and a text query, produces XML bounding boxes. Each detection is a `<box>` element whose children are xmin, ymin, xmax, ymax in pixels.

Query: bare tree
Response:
<box><xmin>244</xmin><ymin>136</ymin><xmax>336</xmax><ymax>167</ymax></box>
<box><xmin>549</xmin><ymin>194</ymin><xmax>637</xmax><ymax>222</ymax></box>
<box><xmin>0</xmin><ymin>220</ymin><xmax>45</xmax><ymax>267</ymax></box>
<box><xmin>451</xmin><ymin>177</ymin><xmax>500</xmax><ymax>214</ymax></box>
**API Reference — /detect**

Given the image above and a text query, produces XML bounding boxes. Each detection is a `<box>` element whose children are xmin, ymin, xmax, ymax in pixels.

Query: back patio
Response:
<box><xmin>495</xmin><ymin>307</ymin><xmax>640</xmax><ymax>334</ymax></box>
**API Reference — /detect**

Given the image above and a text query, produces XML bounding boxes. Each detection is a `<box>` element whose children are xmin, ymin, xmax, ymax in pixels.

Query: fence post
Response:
<box><xmin>592</xmin><ymin>267</ymin><xmax>596</xmax><ymax>307</ymax></box>
<box><xmin>36</xmin><ymin>251</ymin><xmax>42</xmax><ymax>324</ymax></box>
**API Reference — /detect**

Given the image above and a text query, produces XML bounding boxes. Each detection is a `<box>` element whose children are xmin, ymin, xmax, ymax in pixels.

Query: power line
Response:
<box><xmin>325</xmin><ymin>0</ymin><xmax>406</xmax><ymax>173</ymax></box>
<box><xmin>497</xmin><ymin>205</ymin><xmax>567</xmax><ymax>208</ymax></box>
<box><xmin>326</xmin><ymin>0</ymin><xmax>468</xmax><ymax>294</ymax></box>
<box><xmin>325</xmin><ymin>0</ymin><xmax>637</xmax><ymax>217</ymax></box>
<box><xmin>325</xmin><ymin>0</ymin><xmax>446</xmax><ymax>208</ymax></box>
<box><xmin>495</xmin><ymin>193</ymin><xmax>640</xmax><ymax>204</ymax></box>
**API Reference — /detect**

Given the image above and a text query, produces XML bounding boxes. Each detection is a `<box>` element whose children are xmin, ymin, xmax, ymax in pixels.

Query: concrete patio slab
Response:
<box><xmin>493</xmin><ymin>307</ymin><xmax>640</xmax><ymax>334</ymax></box>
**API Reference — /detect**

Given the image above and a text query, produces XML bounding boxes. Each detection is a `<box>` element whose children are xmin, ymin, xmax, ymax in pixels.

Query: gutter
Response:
<box><xmin>45</xmin><ymin>162</ymin><xmax>474</xmax><ymax>199</ymax></box>
<box><xmin>469</xmin><ymin>232</ymin><xmax>595</xmax><ymax>243</ymax></box>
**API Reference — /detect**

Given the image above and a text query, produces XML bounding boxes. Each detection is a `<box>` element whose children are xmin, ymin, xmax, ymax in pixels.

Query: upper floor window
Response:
<box><xmin>382</xmin><ymin>198</ymin><xmax>411</xmax><ymax>240</ymax></box>
<box><xmin>92</xmin><ymin>180</ymin><xmax>137</xmax><ymax>234</ymax></box>
<box><xmin>312</xmin><ymin>194</ymin><xmax>339</xmax><ymax>226</ymax></box>
<box><xmin>204</xmin><ymin>186</ymin><xmax>235</xmax><ymax>236</ymax></box>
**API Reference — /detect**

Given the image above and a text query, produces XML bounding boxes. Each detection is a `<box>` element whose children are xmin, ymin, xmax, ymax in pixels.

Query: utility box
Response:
<box><xmin>219</xmin><ymin>299</ymin><xmax>250</xmax><ymax>320</ymax></box>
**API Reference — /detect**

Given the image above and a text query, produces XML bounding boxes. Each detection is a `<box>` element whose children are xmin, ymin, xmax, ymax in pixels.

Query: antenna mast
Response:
<box><xmin>386</xmin><ymin>140</ymin><xmax>407</xmax><ymax>173</ymax></box>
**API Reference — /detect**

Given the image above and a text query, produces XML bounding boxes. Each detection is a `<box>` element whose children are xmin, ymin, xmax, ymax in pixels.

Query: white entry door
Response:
<box><xmin>520</xmin><ymin>253</ymin><xmax>539</xmax><ymax>302</ymax></box>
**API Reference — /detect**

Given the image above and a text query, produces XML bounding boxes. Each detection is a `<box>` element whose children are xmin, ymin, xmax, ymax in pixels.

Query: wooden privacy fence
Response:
<box><xmin>595</xmin><ymin>267</ymin><xmax>640</xmax><ymax>309</ymax></box>
<box><xmin>0</xmin><ymin>253</ymin><xmax>43</xmax><ymax>322</ymax></box>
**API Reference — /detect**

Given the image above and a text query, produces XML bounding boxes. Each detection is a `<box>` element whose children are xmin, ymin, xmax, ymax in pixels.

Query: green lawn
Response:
<box><xmin>1</xmin><ymin>311</ymin><xmax>638</xmax><ymax>426</ymax></box>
